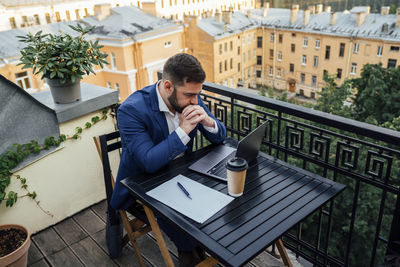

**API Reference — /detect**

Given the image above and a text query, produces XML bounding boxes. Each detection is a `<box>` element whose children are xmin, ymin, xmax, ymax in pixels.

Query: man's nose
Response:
<box><xmin>191</xmin><ymin>96</ymin><xmax>198</xmax><ymax>105</ymax></box>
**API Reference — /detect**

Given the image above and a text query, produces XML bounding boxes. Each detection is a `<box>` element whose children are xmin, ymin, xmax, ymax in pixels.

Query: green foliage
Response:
<box><xmin>0</xmin><ymin>108</ymin><xmax>111</xmax><ymax>213</ymax></box>
<box><xmin>352</xmin><ymin>63</ymin><xmax>400</xmax><ymax>124</ymax></box>
<box><xmin>17</xmin><ymin>24</ymin><xmax>109</xmax><ymax>84</ymax></box>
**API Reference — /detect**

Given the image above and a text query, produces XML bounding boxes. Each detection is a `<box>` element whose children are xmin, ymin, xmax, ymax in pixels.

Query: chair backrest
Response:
<box><xmin>93</xmin><ymin>131</ymin><xmax>121</xmax><ymax>206</ymax></box>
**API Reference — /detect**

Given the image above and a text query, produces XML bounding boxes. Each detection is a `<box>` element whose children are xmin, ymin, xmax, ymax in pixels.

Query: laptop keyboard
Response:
<box><xmin>207</xmin><ymin>151</ymin><xmax>236</xmax><ymax>178</ymax></box>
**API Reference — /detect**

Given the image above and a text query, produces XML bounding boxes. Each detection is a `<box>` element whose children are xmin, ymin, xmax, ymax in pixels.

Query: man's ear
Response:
<box><xmin>163</xmin><ymin>80</ymin><xmax>173</xmax><ymax>94</ymax></box>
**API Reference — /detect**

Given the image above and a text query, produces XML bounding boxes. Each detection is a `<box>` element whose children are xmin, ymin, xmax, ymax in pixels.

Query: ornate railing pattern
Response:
<box><xmin>194</xmin><ymin>82</ymin><xmax>400</xmax><ymax>267</ymax></box>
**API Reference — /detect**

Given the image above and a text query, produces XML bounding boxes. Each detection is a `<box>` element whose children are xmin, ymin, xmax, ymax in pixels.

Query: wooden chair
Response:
<box><xmin>93</xmin><ymin>131</ymin><xmax>176</xmax><ymax>266</ymax></box>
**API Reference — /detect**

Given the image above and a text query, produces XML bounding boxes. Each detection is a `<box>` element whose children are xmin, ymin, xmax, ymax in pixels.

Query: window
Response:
<box><xmin>325</xmin><ymin>45</ymin><xmax>331</xmax><ymax>59</ymax></box>
<box><xmin>106</xmin><ymin>82</ymin><xmax>111</xmax><ymax>88</ymax></box>
<box><xmin>75</xmin><ymin>9</ymin><xmax>80</xmax><ymax>19</ymax></box>
<box><xmin>256</xmin><ymin>70</ymin><xmax>261</xmax><ymax>78</ymax></box>
<box><xmin>257</xmin><ymin>36</ymin><xmax>262</xmax><ymax>48</ymax></box>
<box><xmin>315</xmin><ymin>39</ymin><xmax>320</xmax><ymax>49</ymax></box>
<box><xmin>257</xmin><ymin>56</ymin><xmax>262</xmax><ymax>65</ymax></box>
<box><xmin>224</xmin><ymin>60</ymin><xmax>227</xmax><ymax>71</ymax></box>
<box><xmin>230</xmin><ymin>41</ymin><xmax>233</xmax><ymax>51</ymax></box>
<box><xmin>110</xmin><ymin>52</ymin><xmax>117</xmax><ymax>69</ymax></box>
<box><xmin>219</xmin><ymin>44</ymin><xmax>223</xmax><ymax>54</ymax></box>
<box><xmin>269</xmin><ymin>66</ymin><xmax>273</xmax><ymax>76</ymax></box>
<box><xmin>350</xmin><ymin>63</ymin><xmax>357</xmax><ymax>74</ymax></box>
<box><xmin>289</xmin><ymin>63</ymin><xmax>294</xmax><ymax>72</ymax></box>
<box><xmin>15</xmin><ymin>71</ymin><xmax>31</xmax><ymax>90</ymax></box>
<box><xmin>55</xmin><ymin>12</ymin><xmax>61</xmax><ymax>22</ymax></box>
<box><xmin>311</xmin><ymin>92</ymin><xmax>316</xmax><ymax>99</ymax></box>
<box><xmin>278</xmin><ymin>34</ymin><xmax>283</xmax><ymax>43</ymax></box>
<box><xmin>46</xmin><ymin>13</ymin><xmax>52</xmax><ymax>23</ymax></box>
<box><xmin>270</xmin><ymin>33</ymin><xmax>274</xmax><ymax>42</ymax></box>
<box><xmin>115</xmin><ymin>83</ymin><xmax>120</xmax><ymax>91</ymax></box>
<box><xmin>247</xmin><ymin>68</ymin><xmax>250</xmax><ymax>77</ymax></box>
<box><xmin>300</xmin><ymin>89</ymin><xmax>304</xmax><ymax>96</ymax></box>
<box><xmin>312</xmin><ymin>75</ymin><xmax>317</xmax><ymax>86</ymax></box>
<box><xmin>303</xmin><ymin>38</ymin><xmax>308</xmax><ymax>47</ymax></box>
<box><xmin>313</xmin><ymin>56</ymin><xmax>318</xmax><ymax>67</ymax></box>
<box><xmin>353</xmin><ymin>43</ymin><xmax>359</xmax><ymax>54</ymax></box>
<box><xmin>224</xmin><ymin>42</ymin><xmax>227</xmax><ymax>52</ymax></box>
<box><xmin>84</xmin><ymin>8</ymin><xmax>89</xmax><ymax>17</ymax></box>
<box><xmin>390</xmin><ymin>46</ymin><xmax>400</xmax><ymax>52</ymax></box>
<box><xmin>339</xmin><ymin>43</ymin><xmax>345</xmax><ymax>57</ymax></box>
<box><xmin>248</xmin><ymin>50</ymin><xmax>250</xmax><ymax>61</ymax></box>
<box><xmin>238</xmin><ymin>63</ymin><xmax>240</xmax><ymax>71</ymax></box>
<box><xmin>337</xmin><ymin>68</ymin><xmax>342</xmax><ymax>79</ymax></box>
<box><xmin>377</xmin><ymin>45</ymin><xmax>383</xmax><ymax>56</ymax></box>
<box><xmin>292</xmin><ymin>33</ymin><xmax>296</xmax><ymax>37</ymax></box>
<box><xmin>230</xmin><ymin>58</ymin><xmax>233</xmax><ymax>69</ymax></box>
<box><xmin>9</xmin><ymin>17</ymin><xmax>17</xmax><ymax>29</ymax></box>
<box><xmin>164</xmin><ymin>41</ymin><xmax>172</xmax><ymax>47</ymax></box>
<box><xmin>34</xmin><ymin>14</ymin><xmax>41</xmax><ymax>25</ymax></box>
<box><xmin>277</xmin><ymin>68</ymin><xmax>281</xmax><ymax>77</ymax></box>
<box><xmin>301</xmin><ymin>55</ymin><xmax>307</xmax><ymax>65</ymax></box>
<box><xmin>248</xmin><ymin>34</ymin><xmax>251</xmax><ymax>44</ymax></box>
<box><xmin>269</xmin><ymin>49</ymin><xmax>273</xmax><ymax>58</ymax></box>
<box><xmin>323</xmin><ymin>70</ymin><xmax>328</xmax><ymax>78</ymax></box>
<box><xmin>237</xmin><ymin>46</ymin><xmax>240</xmax><ymax>55</ymax></box>
<box><xmin>388</xmin><ymin>59</ymin><xmax>397</xmax><ymax>68</ymax></box>
<box><xmin>291</xmin><ymin>44</ymin><xmax>295</xmax><ymax>53</ymax></box>
<box><xmin>253</xmin><ymin>49</ymin><xmax>256</xmax><ymax>59</ymax></box>
<box><xmin>243</xmin><ymin>52</ymin><xmax>246</xmax><ymax>63</ymax></box>
<box><xmin>277</xmin><ymin>51</ymin><xmax>282</xmax><ymax>61</ymax></box>
<box><xmin>300</xmin><ymin>73</ymin><xmax>305</xmax><ymax>83</ymax></box>
<box><xmin>219</xmin><ymin>62</ymin><xmax>222</xmax><ymax>73</ymax></box>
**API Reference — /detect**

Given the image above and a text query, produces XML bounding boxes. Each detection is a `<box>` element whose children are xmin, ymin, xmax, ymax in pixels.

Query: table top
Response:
<box><xmin>121</xmin><ymin>144</ymin><xmax>345</xmax><ymax>267</ymax></box>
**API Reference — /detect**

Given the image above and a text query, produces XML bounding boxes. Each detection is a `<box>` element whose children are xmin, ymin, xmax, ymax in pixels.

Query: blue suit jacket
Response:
<box><xmin>111</xmin><ymin>82</ymin><xmax>227</xmax><ymax>210</ymax></box>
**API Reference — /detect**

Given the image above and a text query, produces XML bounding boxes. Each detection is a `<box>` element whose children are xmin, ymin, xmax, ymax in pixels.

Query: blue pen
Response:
<box><xmin>177</xmin><ymin>182</ymin><xmax>192</xmax><ymax>200</ymax></box>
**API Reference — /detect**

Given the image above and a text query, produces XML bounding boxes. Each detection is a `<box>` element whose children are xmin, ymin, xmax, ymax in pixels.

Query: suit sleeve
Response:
<box><xmin>196</xmin><ymin>96</ymin><xmax>227</xmax><ymax>144</ymax></box>
<box><xmin>118</xmin><ymin>105</ymin><xmax>187</xmax><ymax>174</ymax></box>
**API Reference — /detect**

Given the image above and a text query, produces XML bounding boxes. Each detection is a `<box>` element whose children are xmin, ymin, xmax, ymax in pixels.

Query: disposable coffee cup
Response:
<box><xmin>226</xmin><ymin>157</ymin><xmax>248</xmax><ymax>197</ymax></box>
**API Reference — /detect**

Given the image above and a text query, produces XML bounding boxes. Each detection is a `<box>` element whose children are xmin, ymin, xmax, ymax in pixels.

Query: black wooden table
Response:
<box><xmin>121</xmin><ymin>144</ymin><xmax>345</xmax><ymax>267</ymax></box>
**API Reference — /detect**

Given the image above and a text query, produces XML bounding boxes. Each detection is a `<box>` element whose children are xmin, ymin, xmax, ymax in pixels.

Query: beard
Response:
<box><xmin>167</xmin><ymin>87</ymin><xmax>186</xmax><ymax>113</ymax></box>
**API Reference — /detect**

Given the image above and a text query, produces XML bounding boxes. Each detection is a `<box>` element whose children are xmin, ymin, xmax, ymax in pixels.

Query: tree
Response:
<box><xmin>352</xmin><ymin>63</ymin><xmax>400</xmax><ymax>124</ymax></box>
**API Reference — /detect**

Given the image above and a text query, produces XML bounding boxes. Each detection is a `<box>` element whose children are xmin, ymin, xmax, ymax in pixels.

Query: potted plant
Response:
<box><xmin>17</xmin><ymin>24</ymin><xmax>108</xmax><ymax>104</ymax></box>
<box><xmin>0</xmin><ymin>224</ymin><xmax>31</xmax><ymax>267</ymax></box>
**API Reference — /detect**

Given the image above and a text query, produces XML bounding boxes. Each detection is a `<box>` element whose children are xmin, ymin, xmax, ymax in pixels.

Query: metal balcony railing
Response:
<box><xmin>192</xmin><ymin>81</ymin><xmax>400</xmax><ymax>267</ymax></box>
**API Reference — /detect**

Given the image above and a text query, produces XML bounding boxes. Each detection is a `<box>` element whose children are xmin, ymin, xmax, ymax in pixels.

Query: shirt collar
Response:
<box><xmin>156</xmin><ymin>80</ymin><xmax>175</xmax><ymax>116</ymax></box>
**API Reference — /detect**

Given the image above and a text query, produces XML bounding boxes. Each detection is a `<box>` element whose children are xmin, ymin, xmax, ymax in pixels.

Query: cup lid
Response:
<box><xmin>226</xmin><ymin>157</ymin><xmax>248</xmax><ymax>171</ymax></box>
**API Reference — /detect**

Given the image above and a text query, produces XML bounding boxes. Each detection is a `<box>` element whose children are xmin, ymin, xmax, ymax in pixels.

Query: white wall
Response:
<box><xmin>0</xmin><ymin>110</ymin><xmax>120</xmax><ymax>234</ymax></box>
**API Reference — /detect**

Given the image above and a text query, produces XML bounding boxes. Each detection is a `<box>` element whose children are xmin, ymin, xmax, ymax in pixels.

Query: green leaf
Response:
<box><xmin>50</xmin><ymin>71</ymin><xmax>56</xmax><ymax>79</ymax></box>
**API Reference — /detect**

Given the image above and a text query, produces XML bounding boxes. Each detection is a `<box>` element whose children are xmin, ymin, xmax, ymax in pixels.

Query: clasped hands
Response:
<box><xmin>178</xmin><ymin>105</ymin><xmax>215</xmax><ymax>134</ymax></box>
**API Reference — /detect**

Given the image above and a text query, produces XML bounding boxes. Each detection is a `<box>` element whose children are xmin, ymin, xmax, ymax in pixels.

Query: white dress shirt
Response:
<box><xmin>156</xmin><ymin>82</ymin><xmax>218</xmax><ymax>146</ymax></box>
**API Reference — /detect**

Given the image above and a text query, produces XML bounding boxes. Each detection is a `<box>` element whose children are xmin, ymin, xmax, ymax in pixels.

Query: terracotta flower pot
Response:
<box><xmin>0</xmin><ymin>224</ymin><xmax>31</xmax><ymax>267</ymax></box>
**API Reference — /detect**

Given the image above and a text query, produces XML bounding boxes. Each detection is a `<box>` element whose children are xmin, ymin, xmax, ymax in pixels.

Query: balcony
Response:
<box><xmin>1</xmin><ymin>76</ymin><xmax>399</xmax><ymax>267</ymax></box>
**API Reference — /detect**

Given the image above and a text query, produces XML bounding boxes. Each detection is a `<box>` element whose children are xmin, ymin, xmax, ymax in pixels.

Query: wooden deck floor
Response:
<box><xmin>27</xmin><ymin>200</ymin><xmax>304</xmax><ymax>267</ymax></box>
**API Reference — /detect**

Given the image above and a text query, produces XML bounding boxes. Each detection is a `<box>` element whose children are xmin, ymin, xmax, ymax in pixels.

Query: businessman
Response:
<box><xmin>112</xmin><ymin>53</ymin><xmax>226</xmax><ymax>266</ymax></box>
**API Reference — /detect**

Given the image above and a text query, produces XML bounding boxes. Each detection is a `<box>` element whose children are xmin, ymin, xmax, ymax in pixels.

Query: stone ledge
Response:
<box><xmin>32</xmin><ymin>83</ymin><xmax>119</xmax><ymax>123</ymax></box>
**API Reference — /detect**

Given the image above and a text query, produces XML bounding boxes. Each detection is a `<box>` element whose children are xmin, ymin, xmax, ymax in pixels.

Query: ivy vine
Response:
<box><xmin>0</xmin><ymin>108</ymin><xmax>112</xmax><ymax>216</ymax></box>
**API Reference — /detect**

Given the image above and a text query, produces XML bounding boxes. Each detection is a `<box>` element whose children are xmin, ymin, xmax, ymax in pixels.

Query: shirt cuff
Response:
<box><xmin>203</xmin><ymin>119</ymin><xmax>219</xmax><ymax>134</ymax></box>
<box><xmin>175</xmin><ymin>127</ymin><xmax>191</xmax><ymax>145</ymax></box>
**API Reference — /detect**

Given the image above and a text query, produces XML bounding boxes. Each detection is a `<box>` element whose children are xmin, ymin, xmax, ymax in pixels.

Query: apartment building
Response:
<box><xmin>0</xmin><ymin>5</ymin><xmax>185</xmax><ymax>100</ymax></box>
<box><xmin>141</xmin><ymin>0</ymin><xmax>256</xmax><ymax>20</ymax></box>
<box><xmin>185</xmin><ymin>9</ymin><xmax>259</xmax><ymax>88</ymax></box>
<box><xmin>187</xmin><ymin>4</ymin><xmax>400</xmax><ymax>98</ymax></box>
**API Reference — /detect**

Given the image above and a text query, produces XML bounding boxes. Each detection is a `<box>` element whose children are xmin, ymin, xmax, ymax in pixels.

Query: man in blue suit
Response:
<box><xmin>112</xmin><ymin>53</ymin><xmax>226</xmax><ymax>266</ymax></box>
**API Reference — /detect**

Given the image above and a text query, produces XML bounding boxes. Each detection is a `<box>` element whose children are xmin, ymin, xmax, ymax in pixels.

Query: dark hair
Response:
<box><xmin>162</xmin><ymin>53</ymin><xmax>206</xmax><ymax>86</ymax></box>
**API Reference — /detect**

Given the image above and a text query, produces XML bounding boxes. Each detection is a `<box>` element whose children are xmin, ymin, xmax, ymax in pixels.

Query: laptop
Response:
<box><xmin>188</xmin><ymin>121</ymin><xmax>268</xmax><ymax>181</ymax></box>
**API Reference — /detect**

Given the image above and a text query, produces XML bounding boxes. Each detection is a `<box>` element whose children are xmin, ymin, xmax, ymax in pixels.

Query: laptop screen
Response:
<box><xmin>235</xmin><ymin>122</ymin><xmax>267</xmax><ymax>163</ymax></box>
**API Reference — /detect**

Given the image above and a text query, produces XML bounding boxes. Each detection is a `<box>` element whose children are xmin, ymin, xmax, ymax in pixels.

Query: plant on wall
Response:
<box><xmin>0</xmin><ymin>108</ymin><xmax>113</xmax><ymax>215</ymax></box>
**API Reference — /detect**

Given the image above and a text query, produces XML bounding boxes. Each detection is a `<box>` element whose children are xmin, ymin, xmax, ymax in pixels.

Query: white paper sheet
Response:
<box><xmin>146</xmin><ymin>174</ymin><xmax>234</xmax><ymax>224</ymax></box>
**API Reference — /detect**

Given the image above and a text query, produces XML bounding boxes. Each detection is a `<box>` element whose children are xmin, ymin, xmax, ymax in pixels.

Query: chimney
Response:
<box><xmin>303</xmin><ymin>9</ymin><xmax>310</xmax><ymax>25</ymax></box>
<box><xmin>215</xmin><ymin>9</ymin><xmax>222</xmax><ymax>22</ymax></box>
<box><xmin>290</xmin><ymin>8</ymin><xmax>298</xmax><ymax>24</ymax></box>
<box><xmin>325</xmin><ymin>6</ymin><xmax>331</xmax><ymax>12</ymax></box>
<box><xmin>292</xmin><ymin>4</ymin><xmax>299</xmax><ymax>11</ymax></box>
<box><xmin>94</xmin><ymin>3</ymin><xmax>112</xmax><ymax>21</ymax></box>
<box><xmin>396</xmin><ymin>8</ymin><xmax>400</xmax><ymax>26</ymax></box>
<box><xmin>316</xmin><ymin>4</ymin><xmax>323</xmax><ymax>14</ymax></box>
<box><xmin>356</xmin><ymin>12</ymin><xmax>366</xmax><ymax>27</ymax></box>
<box><xmin>308</xmin><ymin>5</ymin><xmax>315</xmax><ymax>15</ymax></box>
<box><xmin>222</xmin><ymin>10</ymin><xmax>232</xmax><ymax>24</ymax></box>
<box><xmin>330</xmin><ymin>12</ymin><xmax>337</xmax><ymax>25</ymax></box>
<box><xmin>263</xmin><ymin>2</ymin><xmax>270</xmax><ymax>8</ymax></box>
<box><xmin>263</xmin><ymin>7</ymin><xmax>268</xmax><ymax>17</ymax></box>
<box><xmin>381</xmin><ymin>6</ymin><xmax>390</xmax><ymax>15</ymax></box>
<box><xmin>247</xmin><ymin>10</ymin><xmax>251</xmax><ymax>18</ymax></box>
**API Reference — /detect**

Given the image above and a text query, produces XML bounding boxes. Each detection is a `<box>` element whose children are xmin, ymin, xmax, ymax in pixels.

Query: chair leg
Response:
<box><xmin>143</xmin><ymin>205</ymin><xmax>175</xmax><ymax>267</ymax></box>
<box><xmin>120</xmin><ymin>211</ymin><xmax>146</xmax><ymax>267</ymax></box>
<box><xmin>195</xmin><ymin>256</ymin><xmax>218</xmax><ymax>267</ymax></box>
<box><xmin>275</xmin><ymin>239</ymin><xmax>293</xmax><ymax>267</ymax></box>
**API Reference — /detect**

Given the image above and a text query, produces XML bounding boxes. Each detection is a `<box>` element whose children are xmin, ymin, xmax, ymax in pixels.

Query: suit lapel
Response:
<box><xmin>149</xmin><ymin>83</ymin><xmax>169</xmax><ymax>139</ymax></box>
